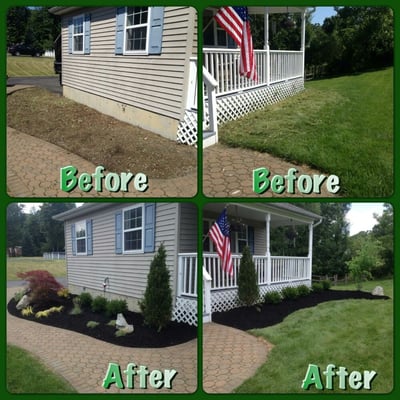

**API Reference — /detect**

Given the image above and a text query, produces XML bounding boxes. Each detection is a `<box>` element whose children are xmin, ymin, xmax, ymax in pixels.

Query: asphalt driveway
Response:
<box><xmin>7</xmin><ymin>76</ymin><xmax>62</xmax><ymax>95</ymax></box>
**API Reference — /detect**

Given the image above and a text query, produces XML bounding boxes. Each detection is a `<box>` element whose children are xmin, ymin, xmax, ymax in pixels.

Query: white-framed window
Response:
<box><xmin>75</xmin><ymin>220</ymin><xmax>87</xmax><ymax>254</ymax></box>
<box><xmin>203</xmin><ymin>9</ymin><xmax>235</xmax><ymax>48</ymax></box>
<box><xmin>123</xmin><ymin>205</ymin><xmax>144</xmax><ymax>252</ymax></box>
<box><xmin>125</xmin><ymin>7</ymin><xmax>150</xmax><ymax>54</ymax></box>
<box><xmin>203</xmin><ymin>219</ymin><xmax>215</xmax><ymax>252</ymax></box>
<box><xmin>72</xmin><ymin>15</ymin><xmax>84</xmax><ymax>53</ymax></box>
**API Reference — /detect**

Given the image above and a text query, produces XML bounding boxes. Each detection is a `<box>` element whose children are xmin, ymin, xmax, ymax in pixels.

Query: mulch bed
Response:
<box><xmin>7</xmin><ymin>296</ymin><xmax>197</xmax><ymax>348</ymax></box>
<box><xmin>212</xmin><ymin>289</ymin><xmax>390</xmax><ymax>331</ymax></box>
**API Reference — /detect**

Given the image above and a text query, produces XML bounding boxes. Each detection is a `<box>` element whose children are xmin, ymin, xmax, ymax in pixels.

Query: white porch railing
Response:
<box><xmin>203</xmin><ymin>253</ymin><xmax>310</xmax><ymax>290</ymax></box>
<box><xmin>177</xmin><ymin>253</ymin><xmax>197</xmax><ymax>297</ymax></box>
<box><xmin>203</xmin><ymin>48</ymin><xmax>304</xmax><ymax>96</ymax></box>
<box><xmin>202</xmin><ymin>66</ymin><xmax>218</xmax><ymax>134</ymax></box>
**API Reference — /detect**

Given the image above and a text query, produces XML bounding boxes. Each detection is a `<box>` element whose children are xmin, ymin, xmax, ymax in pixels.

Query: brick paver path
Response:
<box><xmin>7</xmin><ymin>127</ymin><xmax>196</xmax><ymax>198</ymax></box>
<box><xmin>7</xmin><ymin>287</ymin><xmax>197</xmax><ymax>393</ymax></box>
<box><xmin>203</xmin><ymin>323</ymin><xmax>272</xmax><ymax>393</ymax></box>
<box><xmin>203</xmin><ymin>143</ymin><xmax>337</xmax><ymax>197</ymax></box>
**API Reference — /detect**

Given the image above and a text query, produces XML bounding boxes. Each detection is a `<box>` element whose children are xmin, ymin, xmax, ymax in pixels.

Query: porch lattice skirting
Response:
<box><xmin>211</xmin><ymin>279</ymin><xmax>310</xmax><ymax>313</ymax></box>
<box><xmin>177</xmin><ymin>109</ymin><xmax>198</xmax><ymax>146</ymax></box>
<box><xmin>215</xmin><ymin>77</ymin><xmax>304</xmax><ymax>125</ymax></box>
<box><xmin>172</xmin><ymin>296</ymin><xmax>197</xmax><ymax>326</ymax></box>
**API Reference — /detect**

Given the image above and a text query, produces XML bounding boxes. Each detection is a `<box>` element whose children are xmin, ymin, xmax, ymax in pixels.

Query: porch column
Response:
<box><xmin>307</xmin><ymin>222</ymin><xmax>313</xmax><ymax>280</ymax></box>
<box><xmin>264</xmin><ymin>7</ymin><xmax>270</xmax><ymax>85</ymax></box>
<box><xmin>265</xmin><ymin>213</ymin><xmax>271</xmax><ymax>284</ymax></box>
<box><xmin>300</xmin><ymin>9</ymin><xmax>306</xmax><ymax>79</ymax></box>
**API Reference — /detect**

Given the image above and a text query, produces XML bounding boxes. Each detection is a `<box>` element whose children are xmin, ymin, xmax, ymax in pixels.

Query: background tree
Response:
<box><xmin>22</xmin><ymin>210</ymin><xmax>45</xmax><ymax>256</ymax></box>
<box><xmin>7</xmin><ymin>7</ymin><xmax>31</xmax><ymax>46</ymax></box>
<box><xmin>307</xmin><ymin>7</ymin><xmax>393</xmax><ymax>75</ymax></box>
<box><xmin>7</xmin><ymin>6</ymin><xmax>60</xmax><ymax>49</ymax></box>
<box><xmin>238</xmin><ymin>246</ymin><xmax>259</xmax><ymax>306</ymax></box>
<box><xmin>7</xmin><ymin>203</ymin><xmax>26</xmax><ymax>249</ymax></box>
<box><xmin>347</xmin><ymin>237</ymin><xmax>384</xmax><ymax>289</ymax></box>
<box><xmin>310</xmin><ymin>203</ymin><xmax>351</xmax><ymax>277</ymax></box>
<box><xmin>140</xmin><ymin>244</ymin><xmax>173</xmax><ymax>331</ymax></box>
<box><xmin>39</xmin><ymin>203</ymin><xmax>75</xmax><ymax>252</ymax></box>
<box><xmin>371</xmin><ymin>204</ymin><xmax>393</xmax><ymax>277</ymax></box>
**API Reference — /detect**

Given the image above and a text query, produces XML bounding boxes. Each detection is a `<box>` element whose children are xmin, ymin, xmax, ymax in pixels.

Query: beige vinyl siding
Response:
<box><xmin>61</xmin><ymin>7</ymin><xmax>196</xmax><ymax>120</ymax></box>
<box><xmin>178</xmin><ymin>203</ymin><xmax>198</xmax><ymax>253</ymax></box>
<box><xmin>65</xmin><ymin>203</ymin><xmax>180</xmax><ymax>301</ymax></box>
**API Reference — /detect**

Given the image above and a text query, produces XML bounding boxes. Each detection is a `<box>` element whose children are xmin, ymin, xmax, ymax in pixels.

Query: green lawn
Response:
<box><xmin>235</xmin><ymin>279</ymin><xmax>393</xmax><ymax>393</ymax></box>
<box><xmin>7</xmin><ymin>257</ymin><xmax>66</xmax><ymax>280</ymax></box>
<box><xmin>7</xmin><ymin>55</ymin><xmax>56</xmax><ymax>77</ymax></box>
<box><xmin>7</xmin><ymin>344</ymin><xmax>76</xmax><ymax>393</ymax></box>
<box><xmin>219</xmin><ymin>68</ymin><xmax>393</xmax><ymax>197</ymax></box>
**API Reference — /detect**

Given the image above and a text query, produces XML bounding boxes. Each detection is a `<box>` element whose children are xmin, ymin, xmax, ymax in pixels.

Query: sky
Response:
<box><xmin>346</xmin><ymin>203</ymin><xmax>385</xmax><ymax>236</ymax></box>
<box><xmin>18</xmin><ymin>202</ymin><xmax>385</xmax><ymax>237</ymax></box>
<box><xmin>312</xmin><ymin>7</ymin><xmax>337</xmax><ymax>25</ymax></box>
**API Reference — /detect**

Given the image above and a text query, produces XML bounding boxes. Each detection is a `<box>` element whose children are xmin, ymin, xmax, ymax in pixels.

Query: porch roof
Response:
<box><xmin>204</xmin><ymin>203</ymin><xmax>322</xmax><ymax>227</ymax></box>
<box><xmin>53</xmin><ymin>203</ymin><xmax>112</xmax><ymax>221</ymax></box>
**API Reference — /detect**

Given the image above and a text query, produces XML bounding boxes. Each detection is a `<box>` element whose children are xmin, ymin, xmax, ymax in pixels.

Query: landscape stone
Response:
<box><xmin>372</xmin><ymin>286</ymin><xmax>384</xmax><ymax>296</ymax></box>
<box><xmin>16</xmin><ymin>294</ymin><xmax>30</xmax><ymax>310</ymax></box>
<box><xmin>116</xmin><ymin>313</ymin><xmax>128</xmax><ymax>328</ymax></box>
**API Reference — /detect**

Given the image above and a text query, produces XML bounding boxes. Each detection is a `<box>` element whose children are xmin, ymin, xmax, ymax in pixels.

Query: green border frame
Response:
<box><xmin>1</xmin><ymin>1</ymin><xmax>397</xmax><ymax>398</ymax></box>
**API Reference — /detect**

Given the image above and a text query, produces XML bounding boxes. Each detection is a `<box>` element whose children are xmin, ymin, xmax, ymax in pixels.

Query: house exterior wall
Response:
<box><xmin>60</xmin><ymin>7</ymin><xmax>197</xmax><ymax>140</ymax></box>
<box><xmin>64</xmin><ymin>203</ymin><xmax>196</xmax><ymax>311</ymax></box>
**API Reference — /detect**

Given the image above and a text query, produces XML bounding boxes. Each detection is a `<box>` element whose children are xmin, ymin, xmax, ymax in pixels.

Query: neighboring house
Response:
<box><xmin>203</xmin><ymin>7</ymin><xmax>308</xmax><ymax>147</ymax></box>
<box><xmin>49</xmin><ymin>7</ymin><xmax>198</xmax><ymax>145</ymax></box>
<box><xmin>53</xmin><ymin>203</ymin><xmax>198</xmax><ymax>326</ymax></box>
<box><xmin>202</xmin><ymin>203</ymin><xmax>321</xmax><ymax>322</ymax></box>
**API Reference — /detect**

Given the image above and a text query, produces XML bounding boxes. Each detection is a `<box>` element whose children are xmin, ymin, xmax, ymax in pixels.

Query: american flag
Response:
<box><xmin>208</xmin><ymin>208</ymin><xmax>233</xmax><ymax>276</ymax></box>
<box><xmin>215</xmin><ymin>6</ymin><xmax>257</xmax><ymax>81</ymax></box>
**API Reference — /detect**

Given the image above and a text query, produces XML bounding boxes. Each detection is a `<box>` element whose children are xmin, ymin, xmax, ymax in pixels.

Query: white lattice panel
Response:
<box><xmin>216</xmin><ymin>78</ymin><xmax>304</xmax><ymax>125</ymax></box>
<box><xmin>211</xmin><ymin>279</ymin><xmax>310</xmax><ymax>313</ymax></box>
<box><xmin>177</xmin><ymin>109</ymin><xmax>198</xmax><ymax>146</ymax></box>
<box><xmin>173</xmin><ymin>297</ymin><xmax>198</xmax><ymax>326</ymax></box>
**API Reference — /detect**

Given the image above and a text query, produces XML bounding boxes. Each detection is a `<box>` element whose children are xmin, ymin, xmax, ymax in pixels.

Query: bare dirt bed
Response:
<box><xmin>7</xmin><ymin>295</ymin><xmax>197</xmax><ymax>348</ymax></box>
<box><xmin>7</xmin><ymin>87</ymin><xmax>197</xmax><ymax>179</ymax></box>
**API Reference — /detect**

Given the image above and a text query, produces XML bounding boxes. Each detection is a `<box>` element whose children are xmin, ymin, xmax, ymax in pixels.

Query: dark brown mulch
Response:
<box><xmin>212</xmin><ymin>289</ymin><xmax>390</xmax><ymax>331</ymax></box>
<box><xmin>7</xmin><ymin>296</ymin><xmax>197</xmax><ymax>348</ymax></box>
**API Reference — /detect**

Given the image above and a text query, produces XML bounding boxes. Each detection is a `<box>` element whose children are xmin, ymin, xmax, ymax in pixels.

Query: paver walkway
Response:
<box><xmin>7</xmin><ymin>288</ymin><xmax>271</xmax><ymax>394</ymax></box>
<box><xmin>203</xmin><ymin>143</ymin><xmax>337</xmax><ymax>197</ymax></box>
<box><xmin>202</xmin><ymin>322</ymin><xmax>271</xmax><ymax>393</ymax></box>
<box><xmin>7</xmin><ymin>287</ymin><xmax>196</xmax><ymax>393</ymax></box>
<box><xmin>7</xmin><ymin>127</ymin><xmax>197</xmax><ymax>198</ymax></box>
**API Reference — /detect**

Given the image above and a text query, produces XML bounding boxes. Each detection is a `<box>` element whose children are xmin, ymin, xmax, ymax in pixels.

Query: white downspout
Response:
<box><xmin>265</xmin><ymin>213</ymin><xmax>271</xmax><ymax>284</ymax></box>
<box><xmin>264</xmin><ymin>7</ymin><xmax>270</xmax><ymax>85</ymax></box>
<box><xmin>308</xmin><ymin>218</ymin><xmax>322</xmax><ymax>281</ymax></box>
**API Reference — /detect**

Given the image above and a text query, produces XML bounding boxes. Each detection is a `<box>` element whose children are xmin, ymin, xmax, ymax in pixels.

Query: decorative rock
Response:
<box><xmin>16</xmin><ymin>294</ymin><xmax>30</xmax><ymax>310</ymax></box>
<box><xmin>120</xmin><ymin>324</ymin><xmax>134</xmax><ymax>334</ymax></box>
<box><xmin>372</xmin><ymin>286</ymin><xmax>384</xmax><ymax>296</ymax></box>
<box><xmin>116</xmin><ymin>313</ymin><xmax>128</xmax><ymax>329</ymax></box>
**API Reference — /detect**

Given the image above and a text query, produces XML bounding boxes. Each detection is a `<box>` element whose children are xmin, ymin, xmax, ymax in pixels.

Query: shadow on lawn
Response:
<box><xmin>7</xmin><ymin>296</ymin><xmax>197</xmax><ymax>348</ymax></box>
<box><xmin>212</xmin><ymin>290</ymin><xmax>389</xmax><ymax>331</ymax></box>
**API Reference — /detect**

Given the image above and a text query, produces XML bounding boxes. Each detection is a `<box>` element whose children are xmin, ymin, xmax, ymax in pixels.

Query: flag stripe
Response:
<box><xmin>215</xmin><ymin>6</ymin><xmax>257</xmax><ymax>82</ymax></box>
<box><xmin>208</xmin><ymin>209</ymin><xmax>233</xmax><ymax>276</ymax></box>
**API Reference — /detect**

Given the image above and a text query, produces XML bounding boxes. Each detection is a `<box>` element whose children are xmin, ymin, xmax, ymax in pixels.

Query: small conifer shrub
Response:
<box><xmin>237</xmin><ymin>246</ymin><xmax>260</xmax><ymax>306</ymax></box>
<box><xmin>140</xmin><ymin>243</ymin><xmax>172</xmax><ymax>332</ymax></box>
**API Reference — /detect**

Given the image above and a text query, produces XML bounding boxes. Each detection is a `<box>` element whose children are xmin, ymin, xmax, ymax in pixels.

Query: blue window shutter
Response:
<box><xmin>84</xmin><ymin>14</ymin><xmax>91</xmax><ymax>54</ymax></box>
<box><xmin>86</xmin><ymin>219</ymin><xmax>93</xmax><ymax>255</ymax></box>
<box><xmin>148</xmin><ymin>7</ymin><xmax>164</xmax><ymax>55</ymax></box>
<box><xmin>115</xmin><ymin>211</ymin><xmax>123</xmax><ymax>254</ymax></box>
<box><xmin>248</xmin><ymin>226</ymin><xmax>255</xmax><ymax>255</ymax></box>
<box><xmin>71</xmin><ymin>224</ymin><xmax>76</xmax><ymax>256</ymax></box>
<box><xmin>144</xmin><ymin>204</ymin><xmax>156</xmax><ymax>253</ymax></box>
<box><xmin>68</xmin><ymin>18</ymin><xmax>73</xmax><ymax>54</ymax></box>
<box><xmin>115</xmin><ymin>7</ymin><xmax>125</xmax><ymax>55</ymax></box>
